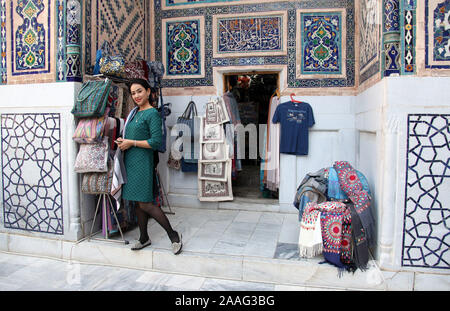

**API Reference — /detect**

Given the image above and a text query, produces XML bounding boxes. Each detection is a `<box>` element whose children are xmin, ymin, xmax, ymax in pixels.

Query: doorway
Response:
<box><xmin>224</xmin><ymin>72</ymin><xmax>279</xmax><ymax>200</ymax></box>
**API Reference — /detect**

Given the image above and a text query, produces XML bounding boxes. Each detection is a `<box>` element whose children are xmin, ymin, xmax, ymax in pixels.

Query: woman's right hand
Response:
<box><xmin>115</xmin><ymin>138</ymin><xmax>134</xmax><ymax>151</ymax></box>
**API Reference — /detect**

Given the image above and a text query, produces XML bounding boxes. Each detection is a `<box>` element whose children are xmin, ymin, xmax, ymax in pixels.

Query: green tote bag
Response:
<box><xmin>72</xmin><ymin>79</ymin><xmax>112</xmax><ymax>118</ymax></box>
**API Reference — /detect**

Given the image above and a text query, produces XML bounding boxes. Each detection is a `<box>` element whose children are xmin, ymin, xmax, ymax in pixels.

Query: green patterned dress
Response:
<box><xmin>122</xmin><ymin>107</ymin><xmax>162</xmax><ymax>203</ymax></box>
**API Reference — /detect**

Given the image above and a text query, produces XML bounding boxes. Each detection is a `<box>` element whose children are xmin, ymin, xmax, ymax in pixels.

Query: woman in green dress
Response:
<box><xmin>115</xmin><ymin>79</ymin><xmax>182</xmax><ymax>254</ymax></box>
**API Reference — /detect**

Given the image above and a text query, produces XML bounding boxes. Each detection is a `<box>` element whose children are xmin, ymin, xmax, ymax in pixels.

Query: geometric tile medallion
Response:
<box><xmin>214</xmin><ymin>12</ymin><xmax>287</xmax><ymax>58</ymax></box>
<box><xmin>163</xmin><ymin>17</ymin><xmax>205</xmax><ymax>78</ymax></box>
<box><xmin>1</xmin><ymin>114</ymin><xmax>63</xmax><ymax>235</ymax></box>
<box><xmin>425</xmin><ymin>0</ymin><xmax>450</xmax><ymax>69</ymax></box>
<box><xmin>11</xmin><ymin>0</ymin><xmax>52</xmax><ymax>76</ymax></box>
<box><xmin>402</xmin><ymin>114</ymin><xmax>450</xmax><ymax>269</ymax></box>
<box><xmin>297</xmin><ymin>9</ymin><xmax>346</xmax><ymax>79</ymax></box>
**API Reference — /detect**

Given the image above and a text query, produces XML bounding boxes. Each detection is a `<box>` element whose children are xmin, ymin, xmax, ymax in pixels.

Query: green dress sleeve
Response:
<box><xmin>146</xmin><ymin>109</ymin><xmax>162</xmax><ymax>150</ymax></box>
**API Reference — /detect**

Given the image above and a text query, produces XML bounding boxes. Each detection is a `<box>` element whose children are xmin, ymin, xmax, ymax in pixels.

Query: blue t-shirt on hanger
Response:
<box><xmin>272</xmin><ymin>101</ymin><xmax>315</xmax><ymax>156</ymax></box>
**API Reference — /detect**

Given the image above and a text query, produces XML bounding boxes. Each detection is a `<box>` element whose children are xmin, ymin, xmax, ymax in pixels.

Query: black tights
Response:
<box><xmin>136</xmin><ymin>202</ymin><xmax>179</xmax><ymax>244</ymax></box>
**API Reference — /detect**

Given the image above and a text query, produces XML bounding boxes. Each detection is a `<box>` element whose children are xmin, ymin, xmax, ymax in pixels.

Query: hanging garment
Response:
<box><xmin>333</xmin><ymin>161</ymin><xmax>376</xmax><ymax>247</ymax></box>
<box><xmin>111</xmin><ymin>109</ymin><xmax>136</xmax><ymax>211</ymax></box>
<box><xmin>348</xmin><ymin>202</ymin><xmax>369</xmax><ymax>271</ymax></box>
<box><xmin>272</xmin><ymin>101</ymin><xmax>315</xmax><ymax>156</ymax></box>
<box><xmin>265</xmin><ymin>96</ymin><xmax>281</xmax><ymax>191</ymax></box>
<box><xmin>222</xmin><ymin>91</ymin><xmax>241</xmax><ymax>126</ymax></box>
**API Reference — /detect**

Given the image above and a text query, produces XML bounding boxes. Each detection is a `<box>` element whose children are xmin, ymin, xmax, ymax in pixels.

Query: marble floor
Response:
<box><xmin>99</xmin><ymin>206</ymin><xmax>302</xmax><ymax>262</ymax></box>
<box><xmin>0</xmin><ymin>251</ymin><xmax>341</xmax><ymax>291</ymax></box>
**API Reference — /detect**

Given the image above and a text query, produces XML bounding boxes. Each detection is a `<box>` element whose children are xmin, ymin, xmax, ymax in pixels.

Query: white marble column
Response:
<box><xmin>379</xmin><ymin>115</ymin><xmax>399</xmax><ymax>269</ymax></box>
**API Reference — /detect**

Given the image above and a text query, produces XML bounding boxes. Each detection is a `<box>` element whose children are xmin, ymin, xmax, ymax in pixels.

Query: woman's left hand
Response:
<box><xmin>115</xmin><ymin>138</ymin><xmax>134</xmax><ymax>151</ymax></box>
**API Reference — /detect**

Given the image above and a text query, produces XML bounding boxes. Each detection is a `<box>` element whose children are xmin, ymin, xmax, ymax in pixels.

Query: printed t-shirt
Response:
<box><xmin>272</xmin><ymin>101</ymin><xmax>315</xmax><ymax>156</ymax></box>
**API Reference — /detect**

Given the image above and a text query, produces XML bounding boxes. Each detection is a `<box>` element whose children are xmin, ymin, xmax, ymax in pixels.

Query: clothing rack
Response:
<box><xmin>87</xmin><ymin>193</ymin><xmax>129</xmax><ymax>245</ymax></box>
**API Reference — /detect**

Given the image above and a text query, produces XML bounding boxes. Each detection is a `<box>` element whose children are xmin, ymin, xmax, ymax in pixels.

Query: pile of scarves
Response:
<box><xmin>296</xmin><ymin>161</ymin><xmax>375</xmax><ymax>274</ymax></box>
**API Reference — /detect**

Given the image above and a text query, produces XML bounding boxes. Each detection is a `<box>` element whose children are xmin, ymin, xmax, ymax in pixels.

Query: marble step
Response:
<box><xmin>167</xmin><ymin>193</ymin><xmax>293</xmax><ymax>214</ymax></box>
<box><xmin>0</xmin><ymin>231</ymin><xmax>399</xmax><ymax>291</ymax></box>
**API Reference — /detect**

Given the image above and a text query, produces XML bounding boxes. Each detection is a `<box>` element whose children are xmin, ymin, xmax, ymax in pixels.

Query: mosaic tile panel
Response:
<box><xmin>1</xmin><ymin>0</ymin><xmax>6</xmax><ymax>84</ymax></box>
<box><xmin>425</xmin><ymin>0</ymin><xmax>450</xmax><ymax>69</ymax></box>
<box><xmin>384</xmin><ymin>0</ymin><xmax>400</xmax><ymax>32</ymax></box>
<box><xmin>215</xmin><ymin>15</ymin><xmax>284</xmax><ymax>56</ymax></box>
<box><xmin>155</xmin><ymin>0</ymin><xmax>355</xmax><ymax>88</ymax></box>
<box><xmin>1</xmin><ymin>113</ymin><xmax>63</xmax><ymax>235</ymax></box>
<box><xmin>401</xmin><ymin>0</ymin><xmax>416</xmax><ymax>74</ymax></box>
<box><xmin>66</xmin><ymin>0</ymin><xmax>82</xmax><ymax>82</ymax></box>
<box><xmin>84</xmin><ymin>0</ymin><xmax>149</xmax><ymax>73</ymax></box>
<box><xmin>11</xmin><ymin>0</ymin><xmax>51</xmax><ymax>76</ymax></box>
<box><xmin>166</xmin><ymin>19</ymin><xmax>202</xmax><ymax>76</ymax></box>
<box><xmin>402</xmin><ymin>114</ymin><xmax>450</xmax><ymax>269</ymax></box>
<box><xmin>359</xmin><ymin>0</ymin><xmax>381</xmax><ymax>83</ymax></box>
<box><xmin>383</xmin><ymin>0</ymin><xmax>401</xmax><ymax>76</ymax></box>
<box><xmin>298</xmin><ymin>11</ymin><xmax>344</xmax><ymax>77</ymax></box>
<box><xmin>432</xmin><ymin>0</ymin><xmax>450</xmax><ymax>61</ymax></box>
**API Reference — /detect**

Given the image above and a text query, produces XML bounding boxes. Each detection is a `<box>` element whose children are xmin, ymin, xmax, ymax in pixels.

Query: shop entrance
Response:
<box><xmin>224</xmin><ymin>72</ymin><xmax>279</xmax><ymax>200</ymax></box>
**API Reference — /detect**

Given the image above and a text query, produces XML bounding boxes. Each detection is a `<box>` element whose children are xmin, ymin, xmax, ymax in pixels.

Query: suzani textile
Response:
<box><xmin>216</xmin><ymin>15</ymin><xmax>283</xmax><ymax>54</ymax></box>
<box><xmin>300</xmin><ymin>12</ymin><xmax>342</xmax><ymax>75</ymax></box>
<box><xmin>166</xmin><ymin>20</ymin><xmax>201</xmax><ymax>76</ymax></box>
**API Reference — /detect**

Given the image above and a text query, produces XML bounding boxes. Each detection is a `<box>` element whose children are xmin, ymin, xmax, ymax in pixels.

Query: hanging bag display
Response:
<box><xmin>81</xmin><ymin>162</ymin><xmax>114</xmax><ymax>194</ymax></box>
<box><xmin>72</xmin><ymin>116</ymin><xmax>109</xmax><ymax>144</ymax></box>
<box><xmin>74</xmin><ymin>137</ymin><xmax>109</xmax><ymax>173</ymax></box>
<box><xmin>98</xmin><ymin>41</ymin><xmax>126</xmax><ymax>78</ymax></box>
<box><xmin>176</xmin><ymin>101</ymin><xmax>198</xmax><ymax>164</ymax></box>
<box><xmin>72</xmin><ymin>79</ymin><xmax>112</xmax><ymax>118</ymax></box>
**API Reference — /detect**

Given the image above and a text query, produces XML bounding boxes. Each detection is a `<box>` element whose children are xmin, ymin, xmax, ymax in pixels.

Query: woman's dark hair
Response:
<box><xmin>128</xmin><ymin>78</ymin><xmax>159</xmax><ymax>106</ymax></box>
<box><xmin>127</xmin><ymin>78</ymin><xmax>151</xmax><ymax>92</ymax></box>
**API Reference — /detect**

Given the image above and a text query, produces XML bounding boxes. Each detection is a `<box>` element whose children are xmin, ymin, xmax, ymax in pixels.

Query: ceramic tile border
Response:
<box><xmin>296</xmin><ymin>8</ymin><xmax>347</xmax><ymax>80</ymax></box>
<box><xmin>212</xmin><ymin>11</ymin><xmax>288</xmax><ymax>59</ymax></box>
<box><xmin>161</xmin><ymin>0</ymin><xmax>288</xmax><ymax>10</ymax></box>
<box><xmin>161</xmin><ymin>15</ymin><xmax>206</xmax><ymax>79</ymax></box>
<box><xmin>0</xmin><ymin>0</ymin><xmax>7</xmax><ymax>84</ymax></box>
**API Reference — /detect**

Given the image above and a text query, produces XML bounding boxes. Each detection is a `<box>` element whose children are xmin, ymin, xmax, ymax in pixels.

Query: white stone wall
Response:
<box><xmin>0</xmin><ymin>82</ymin><xmax>87</xmax><ymax>242</ymax></box>
<box><xmin>356</xmin><ymin>76</ymin><xmax>450</xmax><ymax>274</ymax></box>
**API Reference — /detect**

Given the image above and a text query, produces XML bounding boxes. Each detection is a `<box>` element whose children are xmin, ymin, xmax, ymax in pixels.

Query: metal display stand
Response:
<box><xmin>156</xmin><ymin>169</ymin><xmax>174</xmax><ymax>215</ymax></box>
<box><xmin>87</xmin><ymin>193</ymin><xmax>129</xmax><ymax>245</ymax></box>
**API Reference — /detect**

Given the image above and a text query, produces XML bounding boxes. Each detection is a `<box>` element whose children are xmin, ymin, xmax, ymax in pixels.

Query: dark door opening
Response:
<box><xmin>224</xmin><ymin>73</ymin><xmax>279</xmax><ymax>200</ymax></box>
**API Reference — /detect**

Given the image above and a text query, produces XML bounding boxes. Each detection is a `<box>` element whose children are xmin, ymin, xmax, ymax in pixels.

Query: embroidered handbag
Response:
<box><xmin>177</xmin><ymin>101</ymin><xmax>198</xmax><ymax>163</ymax></box>
<box><xmin>72</xmin><ymin>116</ymin><xmax>109</xmax><ymax>144</ymax></box>
<box><xmin>74</xmin><ymin>137</ymin><xmax>109</xmax><ymax>173</ymax></box>
<box><xmin>167</xmin><ymin>152</ymin><xmax>181</xmax><ymax>170</ymax></box>
<box><xmin>72</xmin><ymin>79</ymin><xmax>112</xmax><ymax>118</ymax></box>
<box><xmin>81</xmin><ymin>163</ymin><xmax>114</xmax><ymax>194</ymax></box>
<box><xmin>100</xmin><ymin>55</ymin><xmax>125</xmax><ymax>77</ymax></box>
<box><xmin>98</xmin><ymin>41</ymin><xmax>126</xmax><ymax>78</ymax></box>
